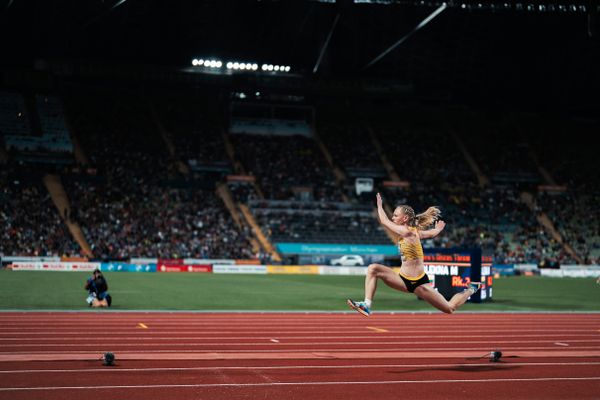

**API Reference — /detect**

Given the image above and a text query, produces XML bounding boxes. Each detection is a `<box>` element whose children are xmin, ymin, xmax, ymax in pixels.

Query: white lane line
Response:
<box><xmin>3</xmin><ymin>339</ymin><xmax>600</xmax><ymax>347</ymax></box>
<box><xmin>7</xmin><ymin>318</ymin><xmax>600</xmax><ymax>329</ymax></box>
<box><xmin>1</xmin><ymin>376</ymin><xmax>600</xmax><ymax>391</ymax></box>
<box><xmin>3</xmin><ymin>345</ymin><xmax>600</xmax><ymax>355</ymax></box>
<box><xmin>1</xmin><ymin>333</ymin><xmax>598</xmax><ymax>341</ymax></box>
<box><xmin>0</xmin><ymin>314</ymin><xmax>597</xmax><ymax>319</ymax></box>
<box><xmin>0</xmin><ymin>329</ymin><xmax>595</xmax><ymax>334</ymax></box>
<box><xmin>0</xmin><ymin>321</ymin><xmax>597</xmax><ymax>327</ymax></box>
<box><xmin>2</xmin><ymin>361</ymin><xmax>600</xmax><ymax>374</ymax></box>
<box><xmin>554</xmin><ymin>342</ymin><xmax>570</xmax><ymax>347</ymax></box>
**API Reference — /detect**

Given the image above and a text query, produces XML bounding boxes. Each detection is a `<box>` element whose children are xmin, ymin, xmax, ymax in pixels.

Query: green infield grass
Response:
<box><xmin>0</xmin><ymin>271</ymin><xmax>598</xmax><ymax>312</ymax></box>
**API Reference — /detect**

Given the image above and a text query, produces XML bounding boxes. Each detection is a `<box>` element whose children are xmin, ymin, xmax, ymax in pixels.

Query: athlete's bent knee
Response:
<box><xmin>367</xmin><ymin>264</ymin><xmax>379</xmax><ymax>275</ymax></box>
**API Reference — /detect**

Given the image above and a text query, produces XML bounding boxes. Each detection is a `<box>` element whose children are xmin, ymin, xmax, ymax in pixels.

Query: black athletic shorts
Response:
<box><xmin>399</xmin><ymin>272</ymin><xmax>430</xmax><ymax>293</ymax></box>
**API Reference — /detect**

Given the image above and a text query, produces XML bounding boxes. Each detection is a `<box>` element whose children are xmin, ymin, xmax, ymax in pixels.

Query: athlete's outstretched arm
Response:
<box><xmin>376</xmin><ymin>193</ymin><xmax>412</xmax><ymax>238</ymax></box>
<box><xmin>419</xmin><ymin>220</ymin><xmax>446</xmax><ymax>239</ymax></box>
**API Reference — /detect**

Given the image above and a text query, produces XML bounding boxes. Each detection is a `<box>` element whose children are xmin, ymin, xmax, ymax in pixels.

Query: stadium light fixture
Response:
<box><xmin>191</xmin><ymin>57</ymin><xmax>291</xmax><ymax>74</ymax></box>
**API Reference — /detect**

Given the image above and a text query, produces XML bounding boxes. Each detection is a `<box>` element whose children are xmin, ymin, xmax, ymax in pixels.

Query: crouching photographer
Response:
<box><xmin>85</xmin><ymin>269</ymin><xmax>112</xmax><ymax>308</ymax></box>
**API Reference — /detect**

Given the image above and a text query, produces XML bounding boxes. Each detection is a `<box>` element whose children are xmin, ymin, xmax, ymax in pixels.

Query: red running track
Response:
<box><xmin>0</xmin><ymin>312</ymin><xmax>599</xmax><ymax>400</ymax></box>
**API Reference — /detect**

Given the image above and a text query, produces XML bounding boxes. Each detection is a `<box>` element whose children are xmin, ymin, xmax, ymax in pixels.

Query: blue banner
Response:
<box><xmin>100</xmin><ymin>263</ymin><xmax>157</xmax><ymax>272</ymax></box>
<box><xmin>492</xmin><ymin>264</ymin><xmax>516</xmax><ymax>276</ymax></box>
<box><xmin>276</xmin><ymin>243</ymin><xmax>398</xmax><ymax>255</ymax></box>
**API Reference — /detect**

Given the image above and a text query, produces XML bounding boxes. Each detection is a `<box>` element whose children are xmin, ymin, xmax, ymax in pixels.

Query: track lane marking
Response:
<box><xmin>3</xmin><ymin>339</ymin><xmax>600</xmax><ymax>347</ymax></box>
<box><xmin>1</xmin><ymin>333</ymin><xmax>599</xmax><ymax>341</ymax></box>
<box><xmin>366</xmin><ymin>327</ymin><xmax>389</xmax><ymax>333</ymax></box>
<box><xmin>1</xmin><ymin>377</ymin><xmax>600</xmax><ymax>391</ymax></box>
<box><xmin>2</xmin><ymin>361</ymin><xmax>600</xmax><ymax>374</ymax></box>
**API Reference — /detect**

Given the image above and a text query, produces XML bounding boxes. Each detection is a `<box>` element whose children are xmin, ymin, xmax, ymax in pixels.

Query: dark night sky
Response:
<box><xmin>2</xmin><ymin>1</ymin><xmax>599</xmax><ymax>110</ymax></box>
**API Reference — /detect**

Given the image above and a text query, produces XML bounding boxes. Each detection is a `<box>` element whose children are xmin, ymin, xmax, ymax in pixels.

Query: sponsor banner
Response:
<box><xmin>492</xmin><ymin>264</ymin><xmax>516</xmax><ymax>276</ymax></box>
<box><xmin>266</xmin><ymin>265</ymin><xmax>320</xmax><ymax>275</ymax></box>
<box><xmin>183</xmin><ymin>259</ymin><xmax>236</xmax><ymax>265</ymax></box>
<box><xmin>100</xmin><ymin>263</ymin><xmax>156</xmax><ymax>273</ymax></box>
<box><xmin>10</xmin><ymin>262</ymin><xmax>100</xmax><ymax>271</ymax></box>
<box><xmin>235</xmin><ymin>259</ymin><xmax>261</xmax><ymax>265</ymax></box>
<box><xmin>276</xmin><ymin>243</ymin><xmax>398</xmax><ymax>256</ymax></box>
<box><xmin>157</xmin><ymin>264</ymin><xmax>213</xmax><ymax>273</ymax></box>
<box><xmin>213</xmin><ymin>264</ymin><xmax>267</xmax><ymax>274</ymax></box>
<box><xmin>514</xmin><ymin>263</ymin><xmax>538</xmax><ymax>272</ymax></box>
<box><xmin>541</xmin><ymin>268</ymin><xmax>600</xmax><ymax>278</ymax></box>
<box><xmin>130</xmin><ymin>258</ymin><xmax>158</xmax><ymax>264</ymax></box>
<box><xmin>2</xmin><ymin>256</ymin><xmax>61</xmax><ymax>263</ymax></box>
<box><xmin>319</xmin><ymin>266</ymin><xmax>367</xmax><ymax>276</ymax></box>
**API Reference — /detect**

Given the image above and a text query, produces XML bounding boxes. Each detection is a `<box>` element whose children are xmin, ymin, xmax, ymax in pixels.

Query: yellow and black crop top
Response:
<box><xmin>398</xmin><ymin>228</ymin><xmax>424</xmax><ymax>261</ymax></box>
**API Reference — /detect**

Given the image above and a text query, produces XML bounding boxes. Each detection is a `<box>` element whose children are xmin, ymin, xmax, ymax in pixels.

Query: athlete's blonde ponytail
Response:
<box><xmin>415</xmin><ymin>206</ymin><xmax>441</xmax><ymax>230</ymax></box>
<box><xmin>396</xmin><ymin>205</ymin><xmax>442</xmax><ymax>230</ymax></box>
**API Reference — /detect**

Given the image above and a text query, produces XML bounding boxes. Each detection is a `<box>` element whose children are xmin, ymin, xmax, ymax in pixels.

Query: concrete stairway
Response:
<box><xmin>221</xmin><ymin>129</ymin><xmax>265</xmax><ymax>199</ymax></box>
<box><xmin>42</xmin><ymin>174</ymin><xmax>93</xmax><ymax>257</ymax></box>
<box><xmin>216</xmin><ymin>183</ymin><xmax>261</xmax><ymax>254</ymax></box>
<box><xmin>368</xmin><ymin>126</ymin><xmax>402</xmax><ymax>182</ymax></box>
<box><xmin>149</xmin><ymin>103</ymin><xmax>190</xmax><ymax>175</ymax></box>
<box><xmin>452</xmin><ymin>132</ymin><xmax>490</xmax><ymax>187</ymax></box>
<box><xmin>314</xmin><ymin>133</ymin><xmax>350</xmax><ymax>203</ymax></box>
<box><xmin>520</xmin><ymin>192</ymin><xmax>582</xmax><ymax>264</ymax></box>
<box><xmin>239</xmin><ymin>204</ymin><xmax>281</xmax><ymax>262</ymax></box>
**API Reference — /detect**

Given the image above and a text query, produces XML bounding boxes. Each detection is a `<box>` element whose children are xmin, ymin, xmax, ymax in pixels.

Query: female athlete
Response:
<box><xmin>347</xmin><ymin>193</ymin><xmax>481</xmax><ymax>316</ymax></box>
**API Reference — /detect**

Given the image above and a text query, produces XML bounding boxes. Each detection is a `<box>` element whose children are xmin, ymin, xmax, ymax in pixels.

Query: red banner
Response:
<box><xmin>157</xmin><ymin>264</ymin><xmax>213</xmax><ymax>273</ymax></box>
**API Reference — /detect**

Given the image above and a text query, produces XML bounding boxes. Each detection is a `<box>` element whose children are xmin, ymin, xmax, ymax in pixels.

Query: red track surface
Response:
<box><xmin>0</xmin><ymin>312</ymin><xmax>599</xmax><ymax>399</ymax></box>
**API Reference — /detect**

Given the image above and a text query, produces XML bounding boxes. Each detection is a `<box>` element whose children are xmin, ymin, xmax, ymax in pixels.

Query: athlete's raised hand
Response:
<box><xmin>434</xmin><ymin>220</ymin><xmax>446</xmax><ymax>231</ymax></box>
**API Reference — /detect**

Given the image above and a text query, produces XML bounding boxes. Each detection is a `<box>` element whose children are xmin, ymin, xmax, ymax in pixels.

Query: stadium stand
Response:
<box><xmin>1</xmin><ymin>88</ymin><xmax>598</xmax><ymax>266</ymax></box>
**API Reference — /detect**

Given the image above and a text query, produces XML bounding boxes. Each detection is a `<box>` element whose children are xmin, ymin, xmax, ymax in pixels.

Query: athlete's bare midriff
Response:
<box><xmin>398</xmin><ymin>231</ymin><xmax>424</xmax><ymax>278</ymax></box>
<box><xmin>399</xmin><ymin>259</ymin><xmax>424</xmax><ymax>278</ymax></box>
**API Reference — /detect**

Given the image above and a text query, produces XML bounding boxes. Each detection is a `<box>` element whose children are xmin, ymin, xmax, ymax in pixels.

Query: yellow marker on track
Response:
<box><xmin>366</xmin><ymin>326</ymin><xmax>388</xmax><ymax>333</ymax></box>
<box><xmin>137</xmin><ymin>323</ymin><xmax>148</xmax><ymax>329</ymax></box>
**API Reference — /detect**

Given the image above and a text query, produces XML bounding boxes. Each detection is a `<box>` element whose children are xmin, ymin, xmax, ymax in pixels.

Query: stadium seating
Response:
<box><xmin>0</xmin><ymin>164</ymin><xmax>80</xmax><ymax>257</ymax></box>
<box><xmin>230</xmin><ymin>133</ymin><xmax>343</xmax><ymax>202</ymax></box>
<box><xmin>250</xmin><ymin>200</ymin><xmax>389</xmax><ymax>245</ymax></box>
<box><xmin>2</xmin><ymin>91</ymin><xmax>598</xmax><ymax>265</ymax></box>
